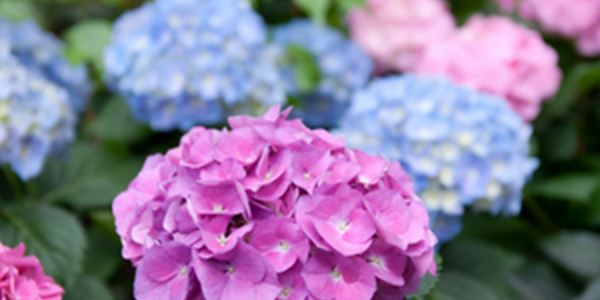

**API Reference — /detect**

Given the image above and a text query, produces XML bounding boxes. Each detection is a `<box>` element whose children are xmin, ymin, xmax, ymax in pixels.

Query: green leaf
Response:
<box><xmin>586</xmin><ymin>187</ymin><xmax>600</xmax><ymax>226</ymax></box>
<box><xmin>407</xmin><ymin>255</ymin><xmax>442</xmax><ymax>300</ymax></box>
<box><xmin>459</xmin><ymin>215</ymin><xmax>540</xmax><ymax>250</ymax></box>
<box><xmin>507</xmin><ymin>263</ymin><xmax>576</xmax><ymax>300</ymax></box>
<box><xmin>540</xmin><ymin>121</ymin><xmax>579</xmax><ymax>161</ymax></box>
<box><xmin>293</xmin><ymin>0</ymin><xmax>332</xmax><ymax>23</ymax></box>
<box><xmin>442</xmin><ymin>240</ymin><xmax>523</xmax><ymax>277</ymax></box>
<box><xmin>540</xmin><ymin>231</ymin><xmax>600</xmax><ymax>278</ymax></box>
<box><xmin>36</xmin><ymin>143</ymin><xmax>143</xmax><ymax>210</ymax></box>
<box><xmin>577</xmin><ymin>277</ymin><xmax>600</xmax><ymax>300</ymax></box>
<box><xmin>64</xmin><ymin>275</ymin><xmax>114</xmax><ymax>300</ymax></box>
<box><xmin>428</xmin><ymin>271</ymin><xmax>501</xmax><ymax>300</ymax></box>
<box><xmin>527</xmin><ymin>173</ymin><xmax>600</xmax><ymax>203</ymax></box>
<box><xmin>87</xmin><ymin>97</ymin><xmax>152</xmax><ymax>145</ymax></box>
<box><xmin>0</xmin><ymin>205</ymin><xmax>86</xmax><ymax>288</ymax></box>
<box><xmin>334</xmin><ymin>0</ymin><xmax>365</xmax><ymax>13</ymax></box>
<box><xmin>440</xmin><ymin>240</ymin><xmax>523</xmax><ymax>299</ymax></box>
<box><xmin>544</xmin><ymin>61</ymin><xmax>600</xmax><ymax>119</ymax></box>
<box><xmin>286</xmin><ymin>44</ymin><xmax>322</xmax><ymax>93</ymax></box>
<box><xmin>90</xmin><ymin>210</ymin><xmax>119</xmax><ymax>242</ymax></box>
<box><xmin>0</xmin><ymin>0</ymin><xmax>38</xmax><ymax>21</ymax></box>
<box><xmin>82</xmin><ymin>228</ymin><xmax>121</xmax><ymax>281</ymax></box>
<box><xmin>63</xmin><ymin>19</ymin><xmax>112</xmax><ymax>71</ymax></box>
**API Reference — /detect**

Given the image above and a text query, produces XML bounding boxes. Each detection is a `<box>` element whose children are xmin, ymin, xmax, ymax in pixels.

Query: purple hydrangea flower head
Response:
<box><xmin>104</xmin><ymin>0</ymin><xmax>286</xmax><ymax>131</ymax></box>
<box><xmin>0</xmin><ymin>49</ymin><xmax>76</xmax><ymax>180</ymax></box>
<box><xmin>337</xmin><ymin>74</ymin><xmax>538</xmax><ymax>243</ymax></box>
<box><xmin>0</xmin><ymin>242</ymin><xmax>65</xmax><ymax>300</ymax></box>
<box><xmin>0</xmin><ymin>18</ymin><xmax>91</xmax><ymax>113</ymax></box>
<box><xmin>113</xmin><ymin>105</ymin><xmax>437</xmax><ymax>300</ymax></box>
<box><xmin>271</xmin><ymin>19</ymin><xmax>374</xmax><ymax>128</ymax></box>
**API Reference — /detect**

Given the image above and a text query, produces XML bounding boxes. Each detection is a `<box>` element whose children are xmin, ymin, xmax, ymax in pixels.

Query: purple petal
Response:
<box><xmin>214</xmin><ymin>127</ymin><xmax>267</xmax><ymax>165</ymax></box>
<box><xmin>180</xmin><ymin>127</ymin><xmax>214</xmax><ymax>169</ymax></box>
<box><xmin>189</xmin><ymin>182</ymin><xmax>248</xmax><ymax>216</ymax></box>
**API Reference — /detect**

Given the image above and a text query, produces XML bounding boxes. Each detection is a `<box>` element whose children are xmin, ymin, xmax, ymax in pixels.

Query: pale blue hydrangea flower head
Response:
<box><xmin>0</xmin><ymin>49</ymin><xmax>76</xmax><ymax>180</ymax></box>
<box><xmin>0</xmin><ymin>18</ymin><xmax>91</xmax><ymax>113</ymax></box>
<box><xmin>104</xmin><ymin>0</ymin><xmax>286</xmax><ymax>131</ymax></box>
<box><xmin>271</xmin><ymin>19</ymin><xmax>373</xmax><ymax>128</ymax></box>
<box><xmin>338</xmin><ymin>74</ymin><xmax>538</xmax><ymax>243</ymax></box>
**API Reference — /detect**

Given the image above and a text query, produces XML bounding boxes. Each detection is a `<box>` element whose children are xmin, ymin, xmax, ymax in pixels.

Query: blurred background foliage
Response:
<box><xmin>0</xmin><ymin>0</ymin><xmax>599</xmax><ymax>299</ymax></box>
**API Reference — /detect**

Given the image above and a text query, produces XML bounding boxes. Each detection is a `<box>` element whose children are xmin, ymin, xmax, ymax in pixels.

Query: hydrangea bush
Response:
<box><xmin>103</xmin><ymin>0</ymin><xmax>286</xmax><ymax>131</ymax></box>
<box><xmin>112</xmin><ymin>106</ymin><xmax>437</xmax><ymax>300</ymax></box>
<box><xmin>0</xmin><ymin>18</ymin><xmax>91</xmax><ymax>113</ymax></box>
<box><xmin>271</xmin><ymin>19</ymin><xmax>373</xmax><ymax>128</ymax></box>
<box><xmin>0</xmin><ymin>49</ymin><xmax>76</xmax><ymax>180</ymax></box>
<box><xmin>495</xmin><ymin>0</ymin><xmax>600</xmax><ymax>56</ymax></box>
<box><xmin>347</xmin><ymin>0</ymin><xmax>455</xmax><ymax>73</ymax></box>
<box><xmin>337</xmin><ymin>75</ymin><xmax>538</xmax><ymax>243</ymax></box>
<box><xmin>0</xmin><ymin>242</ymin><xmax>64</xmax><ymax>300</ymax></box>
<box><xmin>412</xmin><ymin>15</ymin><xmax>562</xmax><ymax>122</ymax></box>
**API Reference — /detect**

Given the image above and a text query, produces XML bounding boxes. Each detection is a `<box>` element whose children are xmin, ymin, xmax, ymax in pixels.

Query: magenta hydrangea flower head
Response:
<box><xmin>113</xmin><ymin>106</ymin><xmax>437</xmax><ymax>300</ymax></box>
<box><xmin>413</xmin><ymin>15</ymin><xmax>562</xmax><ymax>122</ymax></box>
<box><xmin>347</xmin><ymin>0</ymin><xmax>455</xmax><ymax>72</ymax></box>
<box><xmin>0</xmin><ymin>242</ymin><xmax>64</xmax><ymax>300</ymax></box>
<box><xmin>493</xmin><ymin>0</ymin><xmax>600</xmax><ymax>57</ymax></box>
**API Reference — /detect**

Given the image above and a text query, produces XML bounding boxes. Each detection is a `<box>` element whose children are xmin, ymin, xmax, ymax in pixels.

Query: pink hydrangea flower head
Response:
<box><xmin>494</xmin><ymin>0</ymin><xmax>600</xmax><ymax>56</ymax></box>
<box><xmin>413</xmin><ymin>15</ymin><xmax>562</xmax><ymax>121</ymax></box>
<box><xmin>113</xmin><ymin>105</ymin><xmax>437</xmax><ymax>300</ymax></box>
<box><xmin>578</xmin><ymin>25</ymin><xmax>600</xmax><ymax>56</ymax></box>
<box><xmin>347</xmin><ymin>0</ymin><xmax>455</xmax><ymax>72</ymax></box>
<box><xmin>0</xmin><ymin>243</ymin><xmax>64</xmax><ymax>300</ymax></box>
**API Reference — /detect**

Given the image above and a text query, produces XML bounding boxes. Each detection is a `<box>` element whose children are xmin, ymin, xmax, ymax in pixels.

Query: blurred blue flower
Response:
<box><xmin>0</xmin><ymin>18</ymin><xmax>91</xmax><ymax>113</ymax></box>
<box><xmin>430</xmin><ymin>212</ymin><xmax>463</xmax><ymax>245</ymax></box>
<box><xmin>271</xmin><ymin>19</ymin><xmax>373</xmax><ymax>128</ymax></box>
<box><xmin>104</xmin><ymin>0</ymin><xmax>286</xmax><ymax>131</ymax></box>
<box><xmin>0</xmin><ymin>50</ymin><xmax>76</xmax><ymax>180</ymax></box>
<box><xmin>338</xmin><ymin>74</ymin><xmax>538</xmax><ymax>242</ymax></box>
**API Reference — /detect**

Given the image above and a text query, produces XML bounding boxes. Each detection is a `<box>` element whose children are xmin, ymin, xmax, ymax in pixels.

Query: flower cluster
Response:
<box><xmin>113</xmin><ymin>106</ymin><xmax>437</xmax><ymax>300</ymax></box>
<box><xmin>0</xmin><ymin>18</ymin><xmax>91</xmax><ymax>113</ymax></box>
<box><xmin>337</xmin><ymin>75</ymin><xmax>538</xmax><ymax>243</ymax></box>
<box><xmin>347</xmin><ymin>0</ymin><xmax>455</xmax><ymax>72</ymax></box>
<box><xmin>495</xmin><ymin>0</ymin><xmax>600</xmax><ymax>56</ymax></box>
<box><xmin>413</xmin><ymin>15</ymin><xmax>562</xmax><ymax>122</ymax></box>
<box><xmin>104</xmin><ymin>0</ymin><xmax>286</xmax><ymax>131</ymax></box>
<box><xmin>0</xmin><ymin>50</ymin><xmax>76</xmax><ymax>180</ymax></box>
<box><xmin>0</xmin><ymin>242</ymin><xmax>64</xmax><ymax>300</ymax></box>
<box><xmin>271</xmin><ymin>19</ymin><xmax>373</xmax><ymax>128</ymax></box>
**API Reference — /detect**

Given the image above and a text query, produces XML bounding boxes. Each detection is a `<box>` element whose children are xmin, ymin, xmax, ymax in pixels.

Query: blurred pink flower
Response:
<box><xmin>347</xmin><ymin>0</ymin><xmax>455</xmax><ymax>72</ymax></box>
<box><xmin>0</xmin><ymin>243</ymin><xmax>64</xmax><ymax>300</ymax></box>
<box><xmin>495</xmin><ymin>0</ymin><xmax>600</xmax><ymax>56</ymax></box>
<box><xmin>113</xmin><ymin>106</ymin><xmax>437</xmax><ymax>300</ymax></box>
<box><xmin>413</xmin><ymin>15</ymin><xmax>562</xmax><ymax>121</ymax></box>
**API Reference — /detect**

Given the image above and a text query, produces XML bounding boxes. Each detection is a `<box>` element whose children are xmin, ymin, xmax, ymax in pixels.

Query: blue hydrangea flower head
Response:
<box><xmin>271</xmin><ymin>19</ymin><xmax>373</xmax><ymax>128</ymax></box>
<box><xmin>338</xmin><ymin>74</ymin><xmax>538</xmax><ymax>242</ymax></box>
<box><xmin>104</xmin><ymin>0</ymin><xmax>286</xmax><ymax>131</ymax></box>
<box><xmin>0</xmin><ymin>49</ymin><xmax>76</xmax><ymax>180</ymax></box>
<box><xmin>0</xmin><ymin>18</ymin><xmax>91</xmax><ymax>113</ymax></box>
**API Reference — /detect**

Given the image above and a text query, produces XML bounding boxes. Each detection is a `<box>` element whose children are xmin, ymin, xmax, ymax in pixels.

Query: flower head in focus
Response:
<box><xmin>337</xmin><ymin>74</ymin><xmax>538</xmax><ymax>243</ymax></box>
<box><xmin>494</xmin><ymin>0</ymin><xmax>600</xmax><ymax>56</ymax></box>
<box><xmin>271</xmin><ymin>19</ymin><xmax>373</xmax><ymax>128</ymax></box>
<box><xmin>412</xmin><ymin>15</ymin><xmax>562</xmax><ymax>122</ymax></box>
<box><xmin>0</xmin><ymin>18</ymin><xmax>91</xmax><ymax>113</ymax></box>
<box><xmin>347</xmin><ymin>0</ymin><xmax>455</xmax><ymax>73</ymax></box>
<box><xmin>112</xmin><ymin>105</ymin><xmax>437</xmax><ymax>300</ymax></box>
<box><xmin>0</xmin><ymin>242</ymin><xmax>65</xmax><ymax>300</ymax></box>
<box><xmin>104</xmin><ymin>0</ymin><xmax>286</xmax><ymax>131</ymax></box>
<box><xmin>0</xmin><ymin>50</ymin><xmax>76</xmax><ymax>180</ymax></box>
